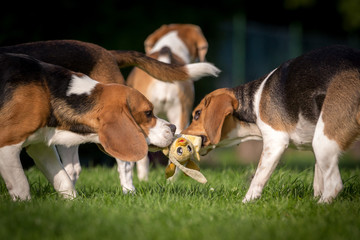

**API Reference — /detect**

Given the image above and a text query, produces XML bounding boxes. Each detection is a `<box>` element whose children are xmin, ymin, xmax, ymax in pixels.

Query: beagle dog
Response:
<box><xmin>0</xmin><ymin>40</ymin><xmax>220</xmax><ymax>192</ymax></box>
<box><xmin>125</xmin><ymin>24</ymin><xmax>210</xmax><ymax>186</ymax></box>
<box><xmin>182</xmin><ymin>45</ymin><xmax>360</xmax><ymax>203</ymax></box>
<box><xmin>0</xmin><ymin>53</ymin><xmax>179</xmax><ymax>200</ymax></box>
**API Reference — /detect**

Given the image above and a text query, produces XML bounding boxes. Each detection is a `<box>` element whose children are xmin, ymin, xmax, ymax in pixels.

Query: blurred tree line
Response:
<box><xmin>2</xmin><ymin>0</ymin><xmax>360</xmax><ymax>47</ymax></box>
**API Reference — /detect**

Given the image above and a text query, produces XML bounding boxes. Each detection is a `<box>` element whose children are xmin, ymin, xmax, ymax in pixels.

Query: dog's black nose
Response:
<box><xmin>168</xmin><ymin>124</ymin><xmax>176</xmax><ymax>135</ymax></box>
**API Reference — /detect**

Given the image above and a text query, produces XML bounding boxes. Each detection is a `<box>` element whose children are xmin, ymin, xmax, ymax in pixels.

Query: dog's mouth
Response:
<box><xmin>198</xmin><ymin>135</ymin><xmax>215</xmax><ymax>156</ymax></box>
<box><xmin>200</xmin><ymin>135</ymin><xmax>208</xmax><ymax>147</ymax></box>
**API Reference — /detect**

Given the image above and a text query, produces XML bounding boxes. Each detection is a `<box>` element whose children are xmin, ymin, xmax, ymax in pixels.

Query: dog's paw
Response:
<box><xmin>242</xmin><ymin>193</ymin><xmax>261</xmax><ymax>203</ymax></box>
<box><xmin>122</xmin><ymin>186</ymin><xmax>136</xmax><ymax>195</ymax></box>
<box><xmin>317</xmin><ymin>196</ymin><xmax>334</xmax><ymax>204</ymax></box>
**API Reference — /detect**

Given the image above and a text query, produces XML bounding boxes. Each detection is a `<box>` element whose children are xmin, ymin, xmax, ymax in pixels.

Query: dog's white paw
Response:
<box><xmin>242</xmin><ymin>192</ymin><xmax>261</xmax><ymax>203</ymax></box>
<box><xmin>317</xmin><ymin>196</ymin><xmax>334</xmax><ymax>204</ymax></box>
<box><xmin>122</xmin><ymin>186</ymin><xmax>136</xmax><ymax>195</ymax></box>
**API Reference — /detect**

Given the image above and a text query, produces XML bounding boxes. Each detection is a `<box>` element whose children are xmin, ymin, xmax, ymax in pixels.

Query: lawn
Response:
<box><xmin>0</xmin><ymin>148</ymin><xmax>359</xmax><ymax>240</ymax></box>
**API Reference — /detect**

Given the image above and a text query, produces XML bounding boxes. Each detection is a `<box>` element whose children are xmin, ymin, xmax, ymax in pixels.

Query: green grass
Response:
<box><xmin>0</xmin><ymin>149</ymin><xmax>360</xmax><ymax>240</ymax></box>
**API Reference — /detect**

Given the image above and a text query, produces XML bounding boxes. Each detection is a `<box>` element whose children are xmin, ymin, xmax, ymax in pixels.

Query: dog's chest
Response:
<box><xmin>148</xmin><ymin>81</ymin><xmax>180</xmax><ymax>114</ymax></box>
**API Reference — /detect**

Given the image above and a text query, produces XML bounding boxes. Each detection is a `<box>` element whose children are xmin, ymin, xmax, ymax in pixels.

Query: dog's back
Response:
<box><xmin>256</xmin><ymin>45</ymin><xmax>360</xmax><ymax>140</ymax></box>
<box><xmin>0</xmin><ymin>40</ymin><xmax>125</xmax><ymax>84</ymax></box>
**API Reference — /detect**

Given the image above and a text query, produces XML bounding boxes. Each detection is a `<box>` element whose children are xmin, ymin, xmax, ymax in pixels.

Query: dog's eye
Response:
<box><xmin>145</xmin><ymin>110</ymin><xmax>153</xmax><ymax>118</ymax></box>
<box><xmin>177</xmin><ymin>147</ymin><xmax>183</xmax><ymax>156</ymax></box>
<box><xmin>187</xmin><ymin>145</ymin><xmax>192</xmax><ymax>153</ymax></box>
<box><xmin>194</xmin><ymin>110</ymin><xmax>201</xmax><ymax>120</ymax></box>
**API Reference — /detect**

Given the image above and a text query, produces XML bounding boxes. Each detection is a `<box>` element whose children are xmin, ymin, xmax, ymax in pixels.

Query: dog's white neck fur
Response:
<box><xmin>66</xmin><ymin>75</ymin><xmax>98</xmax><ymax>96</ymax></box>
<box><xmin>150</xmin><ymin>31</ymin><xmax>190</xmax><ymax>63</ymax></box>
<box><xmin>200</xmin><ymin>122</ymin><xmax>262</xmax><ymax>155</ymax></box>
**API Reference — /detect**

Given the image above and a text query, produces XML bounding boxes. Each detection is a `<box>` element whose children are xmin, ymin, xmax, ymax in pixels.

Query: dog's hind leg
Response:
<box><xmin>0</xmin><ymin>143</ymin><xmax>31</xmax><ymax>200</ymax></box>
<box><xmin>56</xmin><ymin>145</ymin><xmax>81</xmax><ymax>185</ymax></box>
<box><xmin>313</xmin><ymin>162</ymin><xmax>324</xmax><ymax>198</ymax></box>
<box><xmin>312</xmin><ymin>114</ymin><xmax>343</xmax><ymax>203</ymax></box>
<box><xmin>26</xmin><ymin>143</ymin><xmax>76</xmax><ymax>199</ymax></box>
<box><xmin>116</xmin><ymin>158</ymin><xmax>136</xmax><ymax>194</ymax></box>
<box><xmin>136</xmin><ymin>155</ymin><xmax>149</xmax><ymax>181</ymax></box>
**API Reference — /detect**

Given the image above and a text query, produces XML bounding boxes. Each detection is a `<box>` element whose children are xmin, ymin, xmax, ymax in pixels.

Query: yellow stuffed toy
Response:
<box><xmin>163</xmin><ymin>134</ymin><xmax>207</xmax><ymax>184</ymax></box>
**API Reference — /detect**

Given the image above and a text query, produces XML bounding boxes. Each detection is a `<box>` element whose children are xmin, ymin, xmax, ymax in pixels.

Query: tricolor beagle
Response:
<box><xmin>0</xmin><ymin>40</ymin><xmax>220</xmax><ymax>193</ymax></box>
<box><xmin>124</xmin><ymin>24</ymin><xmax>210</xmax><ymax>187</ymax></box>
<box><xmin>182</xmin><ymin>45</ymin><xmax>360</xmax><ymax>203</ymax></box>
<box><xmin>0</xmin><ymin>53</ymin><xmax>179</xmax><ymax>200</ymax></box>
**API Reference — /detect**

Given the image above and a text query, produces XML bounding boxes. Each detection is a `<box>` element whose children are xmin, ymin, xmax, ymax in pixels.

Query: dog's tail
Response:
<box><xmin>110</xmin><ymin>50</ymin><xmax>220</xmax><ymax>82</ymax></box>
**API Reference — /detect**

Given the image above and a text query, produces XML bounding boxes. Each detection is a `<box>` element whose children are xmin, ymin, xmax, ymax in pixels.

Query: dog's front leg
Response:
<box><xmin>56</xmin><ymin>145</ymin><xmax>81</xmax><ymax>185</ymax></box>
<box><xmin>136</xmin><ymin>156</ymin><xmax>149</xmax><ymax>181</ymax></box>
<box><xmin>0</xmin><ymin>143</ymin><xmax>31</xmax><ymax>200</ymax></box>
<box><xmin>26</xmin><ymin>143</ymin><xmax>76</xmax><ymax>199</ymax></box>
<box><xmin>242</xmin><ymin>133</ymin><xmax>289</xmax><ymax>203</ymax></box>
<box><xmin>116</xmin><ymin>158</ymin><xmax>136</xmax><ymax>194</ymax></box>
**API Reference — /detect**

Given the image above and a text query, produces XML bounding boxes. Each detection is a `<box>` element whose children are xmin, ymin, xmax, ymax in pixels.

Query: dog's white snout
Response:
<box><xmin>147</xmin><ymin>118</ymin><xmax>176</xmax><ymax>148</ymax></box>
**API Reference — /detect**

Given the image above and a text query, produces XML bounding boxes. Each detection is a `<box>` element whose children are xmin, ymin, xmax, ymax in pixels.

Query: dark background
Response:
<box><xmin>1</xmin><ymin>0</ymin><xmax>360</xmax><ymax>166</ymax></box>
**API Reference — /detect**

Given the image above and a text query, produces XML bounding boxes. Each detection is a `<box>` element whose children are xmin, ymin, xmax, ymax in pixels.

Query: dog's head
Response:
<box><xmin>182</xmin><ymin>88</ymin><xmax>256</xmax><ymax>155</ymax></box>
<box><xmin>144</xmin><ymin>24</ymin><xmax>208</xmax><ymax>62</ymax></box>
<box><xmin>96</xmin><ymin>85</ymin><xmax>176</xmax><ymax>161</ymax></box>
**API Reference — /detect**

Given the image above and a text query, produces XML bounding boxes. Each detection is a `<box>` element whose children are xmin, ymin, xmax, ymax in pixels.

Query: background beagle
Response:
<box><xmin>0</xmin><ymin>39</ymin><xmax>220</xmax><ymax>192</ymax></box>
<box><xmin>124</xmin><ymin>24</ymin><xmax>210</xmax><ymax>187</ymax></box>
<box><xmin>0</xmin><ymin>53</ymin><xmax>178</xmax><ymax>200</ymax></box>
<box><xmin>182</xmin><ymin>45</ymin><xmax>360</xmax><ymax>203</ymax></box>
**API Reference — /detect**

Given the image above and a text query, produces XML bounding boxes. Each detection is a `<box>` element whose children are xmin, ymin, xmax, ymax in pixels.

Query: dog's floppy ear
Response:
<box><xmin>98</xmin><ymin>108</ymin><xmax>148</xmax><ymax>162</ymax></box>
<box><xmin>144</xmin><ymin>24</ymin><xmax>169</xmax><ymax>54</ymax></box>
<box><xmin>203</xmin><ymin>94</ymin><xmax>237</xmax><ymax>145</ymax></box>
<box><xmin>197</xmin><ymin>43</ymin><xmax>208</xmax><ymax>62</ymax></box>
<box><xmin>195</xmin><ymin>28</ymin><xmax>208</xmax><ymax>62</ymax></box>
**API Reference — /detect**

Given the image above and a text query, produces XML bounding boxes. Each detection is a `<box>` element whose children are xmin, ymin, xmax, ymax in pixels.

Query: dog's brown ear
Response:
<box><xmin>195</xmin><ymin>28</ymin><xmax>208</xmax><ymax>62</ymax></box>
<box><xmin>203</xmin><ymin>94</ymin><xmax>237</xmax><ymax>145</ymax></box>
<box><xmin>144</xmin><ymin>24</ymin><xmax>169</xmax><ymax>54</ymax></box>
<box><xmin>197</xmin><ymin>44</ymin><xmax>208</xmax><ymax>62</ymax></box>
<box><xmin>98</xmin><ymin>109</ymin><xmax>148</xmax><ymax>162</ymax></box>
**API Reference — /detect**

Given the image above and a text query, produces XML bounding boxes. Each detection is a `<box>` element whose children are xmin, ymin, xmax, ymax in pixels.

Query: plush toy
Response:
<box><xmin>163</xmin><ymin>134</ymin><xmax>207</xmax><ymax>184</ymax></box>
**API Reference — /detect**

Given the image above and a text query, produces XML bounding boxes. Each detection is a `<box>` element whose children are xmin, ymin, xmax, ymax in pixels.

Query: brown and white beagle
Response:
<box><xmin>0</xmin><ymin>53</ymin><xmax>180</xmax><ymax>200</ymax></box>
<box><xmin>0</xmin><ymin>39</ymin><xmax>219</xmax><ymax>193</ymax></box>
<box><xmin>125</xmin><ymin>24</ymin><xmax>211</xmax><ymax>184</ymax></box>
<box><xmin>182</xmin><ymin>45</ymin><xmax>360</xmax><ymax>203</ymax></box>
<box><xmin>128</xmin><ymin>24</ymin><xmax>209</xmax><ymax>131</ymax></box>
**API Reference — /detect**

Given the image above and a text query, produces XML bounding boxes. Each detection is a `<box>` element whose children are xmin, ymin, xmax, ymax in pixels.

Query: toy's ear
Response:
<box><xmin>203</xmin><ymin>94</ymin><xmax>237</xmax><ymax>145</ymax></box>
<box><xmin>98</xmin><ymin>109</ymin><xmax>148</xmax><ymax>162</ymax></box>
<box><xmin>185</xmin><ymin>160</ymin><xmax>200</xmax><ymax>172</ymax></box>
<box><xmin>165</xmin><ymin>163</ymin><xmax>176</xmax><ymax>179</ymax></box>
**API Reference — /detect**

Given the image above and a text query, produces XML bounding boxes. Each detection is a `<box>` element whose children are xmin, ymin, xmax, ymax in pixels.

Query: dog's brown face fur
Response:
<box><xmin>87</xmin><ymin>85</ymin><xmax>158</xmax><ymax>161</ymax></box>
<box><xmin>182</xmin><ymin>88</ymin><xmax>239</xmax><ymax>148</ymax></box>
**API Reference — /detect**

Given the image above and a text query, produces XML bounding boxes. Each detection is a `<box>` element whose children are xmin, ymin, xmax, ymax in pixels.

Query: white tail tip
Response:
<box><xmin>186</xmin><ymin>62</ymin><xmax>221</xmax><ymax>81</ymax></box>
